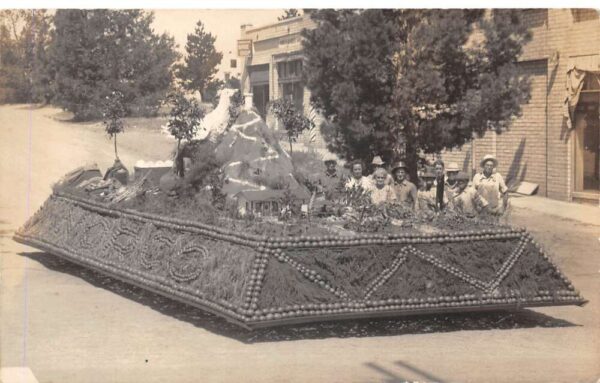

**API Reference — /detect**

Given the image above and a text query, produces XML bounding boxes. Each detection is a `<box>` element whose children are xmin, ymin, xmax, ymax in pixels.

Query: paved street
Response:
<box><xmin>1</xmin><ymin>104</ymin><xmax>599</xmax><ymax>383</ymax></box>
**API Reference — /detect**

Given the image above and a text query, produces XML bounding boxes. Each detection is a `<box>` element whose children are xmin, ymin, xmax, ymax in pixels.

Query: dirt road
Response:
<box><xmin>1</xmin><ymin>105</ymin><xmax>598</xmax><ymax>383</ymax></box>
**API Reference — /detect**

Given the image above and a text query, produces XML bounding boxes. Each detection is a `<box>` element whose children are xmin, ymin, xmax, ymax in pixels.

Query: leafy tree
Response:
<box><xmin>303</xmin><ymin>9</ymin><xmax>531</xmax><ymax>177</ymax></box>
<box><xmin>166</xmin><ymin>91</ymin><xmax>205</xmax><ymax>177</ymax></box>
<box><xmin>270</xmin><ymin>97</ymin><xmax>314</xmax><ymax>155</ymax></box>
<box><xmin>102</xmin><ymin>91</ymin><xmax>126</xmax><ymax>159</ymax></box>
<box><xmin>50</xmin><ymin>10</ymin><xmax>178</xmax><ymax>120</ymax></box>
<box><xmin>0</xmin><ymin>10</ymin><xmax>53</xmax><ymax>103</ymax></box>
<box><xmin>278</xmin><ymin>9</ymin><xmax>300</xmax><ymax>21</ymax></box>
<box><xmin>175</xmin><ymin>20</ymin><xmax>222</xmax><ymax>96</ymax></box>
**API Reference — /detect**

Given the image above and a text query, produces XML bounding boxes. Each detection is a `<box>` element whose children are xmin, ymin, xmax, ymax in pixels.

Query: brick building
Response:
<box><xmin>441</xmin><ymin>9</ymin><xmax>599</xmax><ymax>202</ymax></box>
<box><xmin>238</xmin><ymin>10</ymin><xmax>599</xmax><ymax>202</ymax></box>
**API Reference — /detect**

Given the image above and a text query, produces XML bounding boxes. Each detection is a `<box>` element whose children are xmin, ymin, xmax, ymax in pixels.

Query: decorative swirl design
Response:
<box><xmin>105</xmin><ymin>220</ymin><xmax>144</xmax><ymax>261</ymax></box>
<box><xmin>140</xmin><ymin>229</ymin><xmax>175</xmax><ymax>269</ymax></box>
<box><xmin>168</xmin><ymin>241</ymin><xmax>207</xmax><ymax>282</ymax></box>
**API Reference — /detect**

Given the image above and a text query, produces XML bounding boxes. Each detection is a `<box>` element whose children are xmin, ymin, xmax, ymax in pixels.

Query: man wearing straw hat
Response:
<box><xmin>445</xmin><ymin>162</ymin><xmax>461</xmax><ymax>191</ymax></box>
<box><xmin>391</xmin><ymin>161</ymin><xmax>418</xmax><ymax>210</ymax></box>
<box><xmin>473</xmin><ymin>154</ymin><xmax>508</xmax><ymax>215</ymax></box>
<box><xmin>369</xmin><ymin>155</ymin><xmax>394</xmax><ymax>186</ymax></box>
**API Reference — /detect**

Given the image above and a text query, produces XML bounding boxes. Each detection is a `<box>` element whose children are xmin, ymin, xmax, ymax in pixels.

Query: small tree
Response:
<box><xmin>270</xmin><ymin>98</ymin><xmax>314</xmax><ymax>156</ymax></box>
<box><xmin>166</xmin><ymin>91</ymin><xmax>205</xmax><ymax>177</ymax></box>
<box><xmin>102</xmin><ymin>91</ymin><xmax>126</xmax><ymax>160</ymax></box>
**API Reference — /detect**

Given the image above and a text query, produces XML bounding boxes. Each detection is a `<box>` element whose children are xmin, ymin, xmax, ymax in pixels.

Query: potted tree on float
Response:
<box><xmin>102</xmin><ymin>90</ymin><xmax>129</xmax><ymax>184</ymax></box>
<box><xmin>270</xmin><ymin>97</ymin><xmax>314</xmax><ymax>157</ymax></box>
<box><xmin>165</xmin><ymin>91</ymin><xmax>205</xmax><ymax>177</ymax></box>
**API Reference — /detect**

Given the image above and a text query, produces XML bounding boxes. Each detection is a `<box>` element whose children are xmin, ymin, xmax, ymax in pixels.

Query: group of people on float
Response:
<box><xmin>322</xmin><ymin>154</ymin><xmax>508</xmax><ymax>217</ymax></box>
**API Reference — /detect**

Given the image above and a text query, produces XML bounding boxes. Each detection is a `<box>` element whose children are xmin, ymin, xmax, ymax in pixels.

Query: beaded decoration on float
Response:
<box><xmin>14</xmin><ymin>192</ymin><xmax>586</xmax><ymax>330</ymax></box>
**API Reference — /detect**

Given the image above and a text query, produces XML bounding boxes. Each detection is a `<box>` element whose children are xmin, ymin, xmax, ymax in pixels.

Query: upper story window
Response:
<box><xmin>572</xmin><ymin>9</ymin><xmax>599</xmax><ymax>23</ymax></box>
<box><xmin>277</xmin><ymin>60</ymin><xmax>303</xmax><ymax>82</ymax></box>
<box><xmin>230</xmin><ymin>59</ymin><xmax>237</xmax><ymax>69</ymax></box>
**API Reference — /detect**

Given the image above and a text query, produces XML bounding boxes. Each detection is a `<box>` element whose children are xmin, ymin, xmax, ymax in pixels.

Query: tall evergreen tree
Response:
<box><xmin>303</xmin><ymin>9</ymin><xmax>531</xmax><ymax>176</ymax></box>
<box><xmin>50</xmin><ymin>10</ymin><xmax>179</xmax><ymax>120</ymax></box>
<box><xmin>175</xmin><ymin>20</ymin><xmax>222</xmax><ymax>97</ymax></box>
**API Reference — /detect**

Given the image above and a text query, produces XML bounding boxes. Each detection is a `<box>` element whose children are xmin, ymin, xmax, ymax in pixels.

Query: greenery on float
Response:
<box><xmin>102</xmin><ymin>91</ymin><xmax>126</xmax><ymax>160</ymax></box>
<box><xmin>165</xmin><ymin>91</ymin><xmax>205</xmax><ymax>177</ymax></box>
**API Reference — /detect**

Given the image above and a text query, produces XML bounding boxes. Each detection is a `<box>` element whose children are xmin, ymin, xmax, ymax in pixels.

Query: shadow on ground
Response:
<box><xmin>20</xmin><ymin>251</ymin><xmax>576</xmax><ymax>344</ymax></box>
<box><xmin>366</xmin><ymin>360</ymin><xmax>448</xmax><ymax>383</ymax></box>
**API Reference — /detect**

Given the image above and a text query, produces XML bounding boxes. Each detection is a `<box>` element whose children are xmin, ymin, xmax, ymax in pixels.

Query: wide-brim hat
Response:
<box><xmin>391</xmin><ymin>161</ymin><xmax>408</xmax><ymax>172</ymax></box>
<box><xmin>371</xmin><ymin>156</ymin><xmax>385</xmax><ymax>166</ymax></box>
<box><xmin>446</xmin><ymin>162</ymin><xmax>460</xmax><ymax>172</ymax></box>
<box><xmin>480</xmin><ymin>154</ymin><xmax>498</xmax><ymax>168</ymax></box>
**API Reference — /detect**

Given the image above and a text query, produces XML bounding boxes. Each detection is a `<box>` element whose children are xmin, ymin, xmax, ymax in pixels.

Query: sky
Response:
<box><xmin>152</xmin><ymin>9</ymin><xmax>284</xmax><ymax>79</ymax></box>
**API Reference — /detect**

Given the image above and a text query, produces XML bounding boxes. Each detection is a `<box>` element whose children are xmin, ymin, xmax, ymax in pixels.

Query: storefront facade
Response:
<box><xmin>441</xmin><ymin>9</ymin><xmax>599</xmax><ymax>202</ymax></box>
<box><xmin>237</xmin><ymin>15</ymin><xmax>315</xmax><ymax>119</ymax></box>
<box><xmin>238</xmin><ymin>10</ymin><xmax>599</xmax><ymax>202</ymax></box>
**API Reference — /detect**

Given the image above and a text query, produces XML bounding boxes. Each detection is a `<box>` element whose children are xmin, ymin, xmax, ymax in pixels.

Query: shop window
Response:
<box><xmin>277</xmin><ymin>60</ymin><xmax>303</xmax><ymax>81</ymax></box>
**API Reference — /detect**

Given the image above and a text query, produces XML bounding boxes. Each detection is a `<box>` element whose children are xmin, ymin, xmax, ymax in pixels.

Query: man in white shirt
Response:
<box><xmin>472</xmin><ymin>154</ymin><xmax>508</xmax><ymax>215</ymax></box>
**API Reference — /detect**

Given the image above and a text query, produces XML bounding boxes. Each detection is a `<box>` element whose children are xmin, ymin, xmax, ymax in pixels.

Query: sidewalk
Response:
<box><xmin>510</xmin><ymin>194</ymin><xmax>600</xmax><ymax>226</ymax></box>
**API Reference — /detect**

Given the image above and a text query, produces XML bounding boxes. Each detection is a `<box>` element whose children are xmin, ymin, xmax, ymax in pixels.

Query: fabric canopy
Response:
<box><xmin>563</xmin><ymin>55</ymin><xmax>600</xmax><ymax>129</ymax></box>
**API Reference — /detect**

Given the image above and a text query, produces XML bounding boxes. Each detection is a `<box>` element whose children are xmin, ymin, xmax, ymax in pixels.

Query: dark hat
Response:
<box><xmin>324</xmin><ymin>159</ymin><xmax>337</xmax><ymax>165</ymax></box>
<box><xmin>391</xmin><ymin>161</ymin><xmax>408</xmax><ymax>172</ymax></box>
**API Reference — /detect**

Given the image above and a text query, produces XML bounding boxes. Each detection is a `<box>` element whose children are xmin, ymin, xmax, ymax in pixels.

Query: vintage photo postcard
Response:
<box><xmin>1</xmin><ymin>6</ymin><xmax>598</xmax><ymax>383</ymax></box>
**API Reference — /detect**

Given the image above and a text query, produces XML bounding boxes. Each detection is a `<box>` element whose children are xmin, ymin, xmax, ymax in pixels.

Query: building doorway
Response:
<box><xmin>248</xmin><ymin>64</ymin><xmax>270</xmax><ymax>118</ymax></box>
<box><xmin>573</xmin><ymin>76</ymin><xmax>599</xmax><ymax>196</ymax></box>
<box><xmin>252</xmin><ymin>84</ymin><xmax>269</xmax><ymax>119</ymax></box>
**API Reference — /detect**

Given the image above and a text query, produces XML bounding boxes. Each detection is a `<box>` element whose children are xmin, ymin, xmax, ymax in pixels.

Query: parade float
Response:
<box><xmin>14</xmin><ymin>93</ymin><xmax>586</xmax><ymax>330</ymax></box>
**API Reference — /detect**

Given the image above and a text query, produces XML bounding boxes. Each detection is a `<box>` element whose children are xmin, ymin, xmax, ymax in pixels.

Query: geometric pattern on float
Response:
<box><xmin>77</xmin><ymin>213</ymin><xmax>112</xmax><ymax>251</ymax></box>
<box><xmin>408</xmin><ymin>237</ymin><xmax>529</xmax><ymax>294</ymax></box>
<box><xmin>271</xmin><ymin>238</ymin><xmax>527</xmax><ymax>305</ymax></box>
<box><xmin>13</xmin><ymin>192</ymin><xmax>587</xmax><ymax>329</ymax></box>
